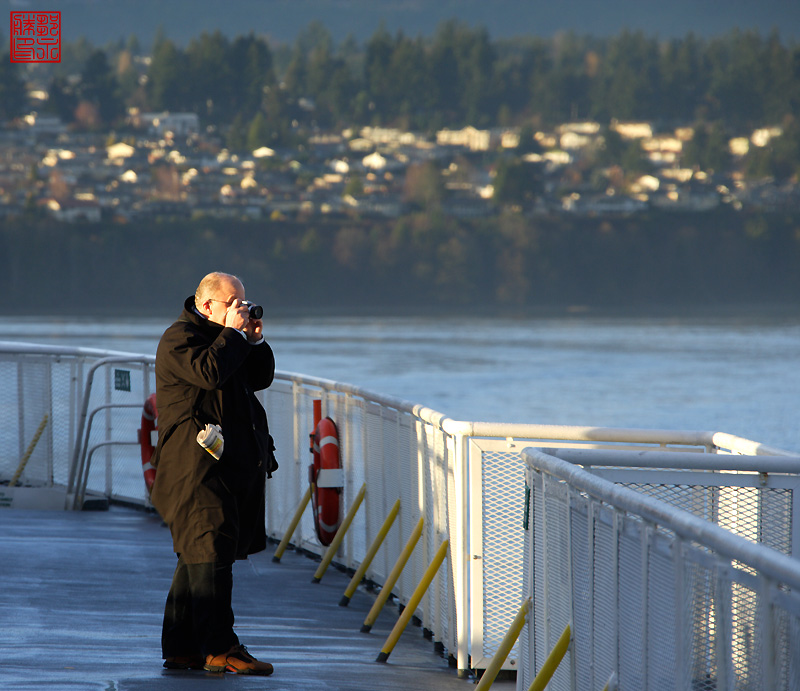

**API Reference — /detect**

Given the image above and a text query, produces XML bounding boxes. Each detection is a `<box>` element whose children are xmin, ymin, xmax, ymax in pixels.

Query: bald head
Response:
<box><xmin>196</xmin><ymin>272</ymin><xmax>243</xmax><ymax>303</ymax></box>
<box><xmin>195</xmin><ymin>272</ymin><xmax>246</xmax><ymax>326</ymax></box>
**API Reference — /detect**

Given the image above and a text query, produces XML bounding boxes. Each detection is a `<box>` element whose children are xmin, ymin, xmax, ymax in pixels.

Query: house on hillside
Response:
<box><xmin>611</xmin><ymin>121</ymin><xmax>653</xmax><ymax>139</ymax></box>
<box><xmin>132</xmin><ymin>112</ymin><xmax>200</xmax><ymax>137</ymax></box>
<box><xmin>437</xmin><ymin>126</ymin><xmax>501</xmax><ymax>152</ymax></box>
<box><xmin>21</xmin><ymin>114</ymin><xmax>66</xmax><ymax>137</ymax></box>
<box><xmin>641</xmin><ymin>135</ymin><xmax>683</xmax><ymax>165</ymax></box>
<box><xmin>45</xmin><ymin>197</ymin><xmax>101</xmax><ymax>223</ymax></box>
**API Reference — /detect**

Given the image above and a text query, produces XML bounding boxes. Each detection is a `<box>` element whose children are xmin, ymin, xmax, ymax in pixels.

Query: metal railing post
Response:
<box><xmin>454</xmin><ymin>430</ymin><xmax>471</xmax><ymax>677</ymax></box>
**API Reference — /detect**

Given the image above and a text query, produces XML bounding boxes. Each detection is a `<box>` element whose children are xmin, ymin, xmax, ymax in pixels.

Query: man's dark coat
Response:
<box><xmin>150</xmin><ymin>296</ymin><xmax>275</xmax><ymax>564</ymax></box>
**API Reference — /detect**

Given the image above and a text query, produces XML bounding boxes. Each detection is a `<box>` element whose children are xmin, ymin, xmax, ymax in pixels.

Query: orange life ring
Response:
<box><xmin>137</xmin><ymin>393</ymin><xmax>158</xmax><ymax>493</ymax></box>
<box><xmin>308</xmin><ymin>416</ymin><xmax>343</xmax><ymax>546</ymax></box>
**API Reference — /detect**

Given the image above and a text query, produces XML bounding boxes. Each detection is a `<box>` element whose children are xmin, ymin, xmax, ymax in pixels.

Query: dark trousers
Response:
<box><xmin>161</xmin><ymin>555</ymin><xmax>239</xmax><ymax>658</ymax></box>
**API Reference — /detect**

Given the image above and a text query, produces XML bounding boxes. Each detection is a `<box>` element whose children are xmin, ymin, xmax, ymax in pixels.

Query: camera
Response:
<box><xmin>241</xmin><ymin>301</ymin><xmax>263</xmax><ymax>320</ymax></box>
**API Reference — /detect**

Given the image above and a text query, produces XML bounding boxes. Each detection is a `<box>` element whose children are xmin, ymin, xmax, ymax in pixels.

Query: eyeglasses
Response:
<box><xmin>207</xmin><ymin>298</ymin><xmax>253</xmax><ymax>307</ymax></box>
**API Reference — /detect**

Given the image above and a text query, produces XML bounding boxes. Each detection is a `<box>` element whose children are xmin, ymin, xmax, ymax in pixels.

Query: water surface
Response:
<box><xmin>1</xmin><ymin>313</ymin><xmax>798</xmax><ymax>451</ymax></box>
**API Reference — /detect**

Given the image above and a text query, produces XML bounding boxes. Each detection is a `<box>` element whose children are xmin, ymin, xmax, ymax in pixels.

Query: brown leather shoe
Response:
<box><xmin>163</xmin><ymin>655</ymin><xmax>205</xmax><ymax>670</ymax></box>
<box><xmin>204</xmin><ymin>644</ymin><xmax>274</xmax><ymax>675</ymax></box>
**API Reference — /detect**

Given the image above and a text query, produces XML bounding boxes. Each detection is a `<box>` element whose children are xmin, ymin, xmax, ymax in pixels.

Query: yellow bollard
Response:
<box><xmin>474</xmin><ymin>599</ymin><xmax>531</xmax><ymax>691</ymax></box>
<box><xmin>361</xmin><ymin>516</ymin><xmax>424</xmax><ymax>633</ymax></box>
<box><xmin>10</xmin><ymin>414</ymin><xmax>49</xmax><ymax>487</ymax></box>
<box><xmin>528</xmin><ymin>623</ymin><xmax>572</xmax><ymax>691</ymax></box>
<box><xmin>376</xmin><ymin>538</ymin><xmax>449</xmax><ymax>663</ymax></box>
<box><xmin>272</xmin><ymin>486</ymin><xmax>312</xmax><ymax>563</ymax></box>
<box><xmin>340</xmin><ymin>499</ymin><xmax>400</xmax><ymax>606</ymax></box>
<box><xmin>311</xmin><ymin>483</ymin><xmax>367</xmax><ymax>583</ymax></box>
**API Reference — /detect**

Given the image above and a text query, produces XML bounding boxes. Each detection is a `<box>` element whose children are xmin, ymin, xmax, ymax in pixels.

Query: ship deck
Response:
<box><xmin>2</xmin><ymin>506</ymin><xmax>514</xmax><ymax>691</ymax></box>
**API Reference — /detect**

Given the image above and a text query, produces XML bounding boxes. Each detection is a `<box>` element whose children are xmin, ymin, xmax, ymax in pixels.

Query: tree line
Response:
<box><xmin>1</xmin><ymin>209</ymin><xmax>798</xmax><ymax>315</ymax></box>
<box><xmin>2</xmin><ymin>22</ymin><xmax>800</xmax><ymax>141</ymax></box>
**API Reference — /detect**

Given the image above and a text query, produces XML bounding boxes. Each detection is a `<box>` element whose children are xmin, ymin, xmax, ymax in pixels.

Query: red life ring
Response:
<box><xmin>308</xmin><ymin>416</ymin><xmax>343</xmax><ymax>546</ymax></box>
<box><xmin>137</xmin><ymin>393</ymin><xmax>158</xmax><ymax>493</ymax></box>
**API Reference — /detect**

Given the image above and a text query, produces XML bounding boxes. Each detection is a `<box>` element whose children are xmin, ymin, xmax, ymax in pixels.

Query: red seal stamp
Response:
<box><xmin>9</xmin><ymin>11</ymin><xmax>61</xmax><ymax>63</ymax></box>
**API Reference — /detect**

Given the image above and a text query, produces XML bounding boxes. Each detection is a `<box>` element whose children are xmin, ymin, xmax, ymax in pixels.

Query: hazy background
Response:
<box><xmin>3</xmin><ymin>0</ymin><xmax>799</xmax><ymax>46</ymax></box>
<box><xmin>2</xmin><ymin>0</ymin><xmax>799</xmax><ymax>318</ymax></box>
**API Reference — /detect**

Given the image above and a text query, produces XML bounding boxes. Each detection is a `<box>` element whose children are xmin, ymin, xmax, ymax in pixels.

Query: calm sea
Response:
<box><xmin>1</xmin><ymin>312</ymin><xmax>798</xmax><ymax>452</ymax></box>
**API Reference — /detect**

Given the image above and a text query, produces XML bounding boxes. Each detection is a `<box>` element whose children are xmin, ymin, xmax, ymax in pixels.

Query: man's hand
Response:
<box><xmin>244</xmin><ymin>318</ymin><xmax>263</xmax><ymax>343</ymax></box>
<box><xmin>224</xmin><ymin>299</ymin><xmax>250</xmax><ymax>331</ymax></box>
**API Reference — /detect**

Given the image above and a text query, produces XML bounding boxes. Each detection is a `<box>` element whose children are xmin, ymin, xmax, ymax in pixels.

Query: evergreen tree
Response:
<box><xmin>593</xmin><ymin>31</ymin><xmax>659</xmax><ymax>120</ymax></box>
<box><xmin>658</xmin><ymin>34</ymin><xmax>708</xmax><ymax>122</ymax></box>
<box><xmin>184</xmin><ymin>31</ymin><xmax>235</xmax><ymax>122</ymax></box>
<box><xmin>683</xmin><ymin>121</ymin><xmax>731</xmax><ymax>172</ymax></box>
<box><xmin>147</xmin><ymin>37</ymin><xmax>186</xmax><ymax>111</ymax></box>
<box><xmin>493</xmin><ymin>157</ymin><xmax>542</xmax><ymax>206</ymax></box>
<box><xmin>78</xmin><ymin>49</ymin><xmax>124</xmax><ymax>126</ymax></box>
<box><xmin>46</xmin><ymin>76</ymin><xmax>78</xmax><ymax>123</ymax></box>
<box><xmin>246</xmin><ymin>111</ymin><xmax>271</xmax><ymax>151</ymax></box>
<box><xmin>226</xmin><ymin>113</ymin><xmax>248</xmax><ymax>152</ymax></box>
<box><xmin>0</xmin><ymin>53</ymin><xmax>26</xmax><ymax>121</ymax></box>
<box><xmin>228</xmin><ymin>35</ymin><xmax>276</xmax><ymax>120</ymax></box>
<box><xmin>363</xmin><ymin>24</ymin><xmax>395</xmax><ymax>119</ymax></box>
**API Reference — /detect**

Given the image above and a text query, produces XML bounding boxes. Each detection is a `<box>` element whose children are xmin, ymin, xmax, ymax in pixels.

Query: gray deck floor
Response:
<box><xmin>1</xmin><ymin>506</ymin><xmax>515</xmax><ymax>691</ymax></box>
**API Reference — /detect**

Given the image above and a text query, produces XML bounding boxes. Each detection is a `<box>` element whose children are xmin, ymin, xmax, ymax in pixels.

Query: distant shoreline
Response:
<box><xmin>3</xmin><ymin>301</ymin><xmax>799</xmax><ymax>323</ymax></box>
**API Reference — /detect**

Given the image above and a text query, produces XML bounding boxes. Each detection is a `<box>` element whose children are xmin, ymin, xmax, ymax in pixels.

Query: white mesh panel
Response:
<box><xmin>479</xmin><ymin>448</ymin><xmax>526</xmax><ymax>663</ymax></box>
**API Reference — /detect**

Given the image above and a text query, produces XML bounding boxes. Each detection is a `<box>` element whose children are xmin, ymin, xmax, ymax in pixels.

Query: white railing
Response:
<box><xmin>0</xmin><ymin>343</ymin><xmax>155</xmax><ymax>509</ymax></box>
<box><xmin>261</xmin><ymin>375</ymin><xmax>800</xmax><ymax>677</ymax></box>
<box><xmin>519</xmin><ymin>448</ymin><xmax>800</xmax><ymax>691</ymax></box>
<box><xmin>1</xmin><ymin>341</ymin><xmax>798</xmax><ymax>682</ymax></box>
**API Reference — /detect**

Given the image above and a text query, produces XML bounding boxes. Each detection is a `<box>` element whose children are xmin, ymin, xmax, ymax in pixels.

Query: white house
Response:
<box><xmin>436</xmin><ymin>126</ymin><xmax>498</xmax><ymax>152</ymax></box>
<box><xmin>362</xmin><ymin>152</ymin><xmax>387</xmax><ymax>170</ymax></box>
<box><xmin>611</xmin><ymin>121</ymin><xmax>653</xmax><ymax>139</ymax></box>
<box><xmin>106</xmin><ymin>142</ymin><xmax>136</xmax><ymax>163</ymax></box>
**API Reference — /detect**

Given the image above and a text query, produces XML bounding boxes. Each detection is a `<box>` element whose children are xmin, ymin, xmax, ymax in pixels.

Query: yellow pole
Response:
<box><xmin>272</xmin><ymin>486</ymin><xmax>312</xmax><ymax>563</ymax></box>
<box><xmin>311</xmin><ymin>483</ymin><xmax>367</xmax><ymax>583</ymax></box>
<box><xmin>361</xmin><ymin>516</ymin><xmax>424</xmax><ymax>633</ymax></box>
<box><xmin>9</xmin><ymin>414</ymin><xmax>49</xmax><ymax>487</ymax></box>
<box><xmin>340</xmin><ymin>499</ymin><xmax>401</xmax><ymax>606</ymax></box>
<box><xmin>474</xmin><ymin>599</ymin><xmax>531</xmax><ymax>691</ymax></box>
<box><xmin>376</xmin><ymin>538</ymin><xmax>449</xmax><ymax>663</ymax></box>
<box><xmin>527</xmin><ymin>623</ymin><xmax>572</xmax><ymax>691</ymax></box>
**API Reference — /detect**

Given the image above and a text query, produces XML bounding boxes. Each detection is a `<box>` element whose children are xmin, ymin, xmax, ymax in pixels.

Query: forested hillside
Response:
<box><xmin>3</xmin><ymin>209</ymin><xmax>798</xmax><ymax>316</ymax></box>
<box><xmin>3</xmin><ymin>23</ymin><xmax>800</xmax><ymax>314</ymax></box>
<box><xmin>3</xmin><ymin>24</ymin><xmax>798</xmax><ymax>137</ymax></box>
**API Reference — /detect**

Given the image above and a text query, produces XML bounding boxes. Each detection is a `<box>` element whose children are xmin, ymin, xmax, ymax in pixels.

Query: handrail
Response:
<box><xmin>0</xmin><ymin>342</ymin><xmax>149</xmax><ymax>359</ymax></box>
<box><xmin>523</xmin><ymin>447</ymin><xmax>800</xmax><ymax>589</ymax></box>
<box><xmin>77</xmin><ymin>440</ymin><xmax>141</xmax><ymax>507</ymax></box>
<box><xmin>72</xmin><ymin>403</ymin><xmax>148</xmax><ymax>509</ymax></box>
<box><xmin>68</xmin><ymin>354</ymin><xmax>155</xmax><ymax>505</ymax></box>
<box><xmin>275</xmin><ymin>370</ymin><xmax>794</xmax><ymax>456</ymax></box>
<box><xmin>550</xmin><ymin>447</ymin><xmax>800</xmax><ymax>472</ymax></box>
<box><xmin>443</xmin><ymin>420</ymin><xmax>797</xmax><ymax>456</ymax></box>
<box><xmin>274</xmin><ymin>370</ymin><xmax>453</xmax><ymax>428</ymax></box>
